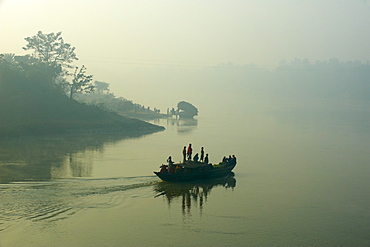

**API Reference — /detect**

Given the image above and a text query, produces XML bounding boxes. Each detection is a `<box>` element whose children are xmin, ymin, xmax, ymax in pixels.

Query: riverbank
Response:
<box><xmin>0</xmin><ymin>94</ymin><xmax>164</xmax><ymax>137</ymax></box>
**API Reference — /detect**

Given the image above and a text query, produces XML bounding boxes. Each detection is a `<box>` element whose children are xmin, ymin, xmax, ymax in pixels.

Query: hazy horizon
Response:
<box><xmin>1</xmin><ymin>2</ymin><xmax>370</xmax><ymax>245</ymax></box>
<box><xmin>1</xmin><ymin>0</ymin><xmax>370</xmax><ymax>110</ymax></box>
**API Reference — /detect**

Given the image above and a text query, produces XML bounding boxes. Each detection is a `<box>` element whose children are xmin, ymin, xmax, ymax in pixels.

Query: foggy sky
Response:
<box><xmin>1</xmin><ymin>0</ymin><xmax>370</xmax><ymax>110</ymax></box>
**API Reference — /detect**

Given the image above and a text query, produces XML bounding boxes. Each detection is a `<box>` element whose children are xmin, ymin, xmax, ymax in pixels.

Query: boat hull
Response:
<box><xmin>154</xmin><ymin>163</ymin><xmax>236</xmax><ymax>182</ymax></box>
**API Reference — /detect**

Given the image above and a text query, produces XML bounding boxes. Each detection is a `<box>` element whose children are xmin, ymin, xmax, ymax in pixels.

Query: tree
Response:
<box><xmin>177</xmin><ymin>101</ymin><xmax>198</xmax><ymax>118</ymax></box>
<box><xmin>94</xmin><ymin>81</ymin><xmax>110</xmax><ymax>94</ymax></box>
<box><xmin>1</xmin><ymin>53</ymin><xmax>15</xmax><ymax>63</ymax></box>
<box><xmin>0</xmin><ymin>54</ymin><xmax>65</xmax><ymax>112</ymax></box>
<box><xmin>67</xmin><ymin>65</ymin><xmax>94</xmax><ymax>99</ymax></box>
<box><xmin>22</xmin><ymin>31</ymin><xmax>78</xmax><ymax>69</ymax></box>
<box><xmin>14</xmin><ymin>55</ymin><xmax>38</xmax><ymax>64</ymax></box>
<box><xmin>118</xmin><ymin>100</ymin><xmax>135</xmax><ymax>113</ymax></box>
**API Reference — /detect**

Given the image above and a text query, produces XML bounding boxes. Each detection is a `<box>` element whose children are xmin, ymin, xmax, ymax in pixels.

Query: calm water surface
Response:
<box><xmin>0</xmin><ymin>99</ymin><xmax>369</xmax><ymax>246</ymax></box>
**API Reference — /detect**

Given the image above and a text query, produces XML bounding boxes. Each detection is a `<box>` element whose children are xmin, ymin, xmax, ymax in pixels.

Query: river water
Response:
<box><xmin>0</xmin><ymin>97</ymin><xmax>369</xmax><ymax>246</ymax></box>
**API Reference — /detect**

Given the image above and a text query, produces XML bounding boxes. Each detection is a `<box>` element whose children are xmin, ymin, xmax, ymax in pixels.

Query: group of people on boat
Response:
<box><xmin>222</xmin><ymin>155</ymin><xmax>237</xmax><ymax>166</ymax></box>
<box><xmin>182</xmin><ymin>144</ymin><xmax>209</xmax><ymax>163</ymax></box>
<box><xmin>158</xmin><ymin>144</ymin><xmax>237</xmax><ymax>174</ymax></box>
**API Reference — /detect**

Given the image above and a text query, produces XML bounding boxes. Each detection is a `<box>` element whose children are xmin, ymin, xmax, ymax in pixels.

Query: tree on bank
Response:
<box><xmin>68</xmin><ymin>65</ymin><xmax>94</xmax><ymax>99</ymax></box>
<box><xmin>22</xmin><ymin>31</ymin><xmax>94</xmax><ymax>98</ymax></box>
<box><xmin>23</xmin><ymin>31</ymin><xmax>78</xmax><ymax>69</ymax></box>
<box><xmin>0</xmin><ymin>53</ymin><xmax>63</xmax><ymax>99</ymax></box>
<box><xmin>1</xmin><ymin>53</ymin><xmax>15</xmax><ymax>63</ymax></box>
<box><xmin>0</xmin><ymin>50</ymin><xmax>163</xmax><ymax>136</ymax></box>
<box><xmin>94</xmin><ymin>81</ymin><xmax>110</xmax><ymax>94</ymax></box>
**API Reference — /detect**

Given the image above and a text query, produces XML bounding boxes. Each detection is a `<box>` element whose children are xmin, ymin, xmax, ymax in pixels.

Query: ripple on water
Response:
<box><xmin>0</xmin><ymin>176</ymin><xmax>158</xmax><ymax>230</ymax></box>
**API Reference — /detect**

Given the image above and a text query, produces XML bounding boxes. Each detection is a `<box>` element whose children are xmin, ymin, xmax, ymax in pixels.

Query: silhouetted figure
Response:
<box><xmin>200</xmin><ymin>147</ymin><xmax>204</xmax><ymax>162</ymax></box>
<box><xmin>167</xmin><ymin>156</ymin><xmax>175</xmax><ymax>173</ymax></box>
<box><xmin>159</xmin><ymin>165</ymin><xmax>167</xmax><ymax>173</ymax></box>
<box><xmin>193</xmin><ymin>153</ymin><xmax>199</xmax><ymax>162</ymax></box>
<box><xmin>204</xmin><ymin>154</ymin><xmax>209</xmax><ymax>164</ymax></box>
<box><xmin>227</xmin><ymin>155</ymin><xmax>232</xmax><ymax>164</ymax></box>
<box><xmin>167</xmin><ymin>156</ymin><xmax>174</xmax><ymax>165</ymax></box>
<box><xmin>187</xmin><ymin>144</ymin><xmax>192</xmax><ymax>160</ymax></box>
<box><xmin>231</xmin><ymin>155</ymin><xmax>237</xmax><ymax>165</ymax></box>
<box><xmin>182</xmin><ymin>146</ymin><xmax>186</xmax><ymax>162</ymax></box>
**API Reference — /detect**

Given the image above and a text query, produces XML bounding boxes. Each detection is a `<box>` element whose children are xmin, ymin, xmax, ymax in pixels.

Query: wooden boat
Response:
<box><xmin>154</xmin><ymin>160</ymin><xmax>236</xmax><ymax>182</ymax></box>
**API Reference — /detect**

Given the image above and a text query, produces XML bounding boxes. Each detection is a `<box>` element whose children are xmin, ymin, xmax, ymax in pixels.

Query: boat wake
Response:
<box><xmin>0</xmin><ymin>176</ymin><xmax>160</xmax><ymax>231</ymax></box>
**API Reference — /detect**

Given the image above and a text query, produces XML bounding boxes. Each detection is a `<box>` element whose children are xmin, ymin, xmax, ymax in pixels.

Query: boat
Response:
<box><xmin>154</xmin><ymin>160</ymin><xmax>236</xmax><ymax>182</ymax></box>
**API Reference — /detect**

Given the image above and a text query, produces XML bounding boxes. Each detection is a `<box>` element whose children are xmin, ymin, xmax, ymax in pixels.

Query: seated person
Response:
<box><xmin>193</xmin><ymin>153</ymin><xmax>199</xmax><ymax>162</ymax></box>
<box><xmin>159</xmin><ymin>165</ymin><xmax>168</xmax><ymax>173</ymax></box>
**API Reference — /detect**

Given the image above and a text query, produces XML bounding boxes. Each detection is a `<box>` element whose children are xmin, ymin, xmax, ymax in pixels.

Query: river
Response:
<box><xmin>0</xmin><ymin>97</ymin><xmax>369</xmax><ymax>246</ymax></box>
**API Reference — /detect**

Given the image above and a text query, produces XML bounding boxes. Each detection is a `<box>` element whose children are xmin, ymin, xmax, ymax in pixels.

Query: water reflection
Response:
<box><xmin>0</xmin><ymin>133</ymin><xmax>145</xmax><ymax>183</ymax></box>
<box><xmin>166</xmin><ymin>118</ymin><xmax>198</xmax><ymax>134</ymax></box>
<box><xmin>153</xmin><ymin>174</ymin><xmax>236</xmax><ymax>215</ymax></box>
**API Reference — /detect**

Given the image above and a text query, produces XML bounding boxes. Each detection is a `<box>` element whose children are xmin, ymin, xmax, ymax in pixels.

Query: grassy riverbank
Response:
<box><xmin>0</xmin><ymin>94</ymin><xmax>165</xmax><ymax>137</ymax></box>
<box><xmin>0</xmin><ymin>95</ymin><xmax>164</xmax><ymax>137</ymax></box>
<box><xmin>0</xmin><ymin>83</ymin><xmax>164</xmax><ymax>137</ymax></box>
<box><xmin>0</xmin><ymin>60</ymin><xmax>164</xmax><ymax>137</ymax></box>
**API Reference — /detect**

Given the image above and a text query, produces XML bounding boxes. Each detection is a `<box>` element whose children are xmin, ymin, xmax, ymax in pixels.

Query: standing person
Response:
<box><xmin>200</xmin><ymin>147</ymin><xmax>205</xmax><ymax>162</ymax></box>
<box><xmin>187</xmin><ymin>143</ymin><xmax>192</xmax><ymax>160</ymax></box>
<box><xmin>167</xmin><ymin>156</ymin><xmax>174</xmax><ymax>166</ymax></box>
<box><xmin>204</xmin><ymin>153</ymin><xmax>209</xmax><ymax>164</ymax></box>
<box><xmin>182</xmin><ymin>146</ymin><xmax>187</xmax><ymax>162</ymax></box>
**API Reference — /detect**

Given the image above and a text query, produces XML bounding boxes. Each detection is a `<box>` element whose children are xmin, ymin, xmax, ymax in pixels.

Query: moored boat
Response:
<box><xmin>154</xmin><ymin>160</ymin><xmax>236</xmax><ymax>182</ymax></box>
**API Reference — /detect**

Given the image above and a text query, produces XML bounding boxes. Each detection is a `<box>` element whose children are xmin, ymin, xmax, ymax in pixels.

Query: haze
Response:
<box><xmin>1</xmin><ymin>0</ymin><xmax>370</xmax><ymax>109</ymax></box>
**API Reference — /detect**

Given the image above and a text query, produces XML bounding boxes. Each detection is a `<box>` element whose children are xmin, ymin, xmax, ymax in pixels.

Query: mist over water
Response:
<box><xmin>1</xmin><ymin>0</ymin><xmax>369</xmax><ymax>245</ymax></box>
<box><xmin>0</xmin><ymin>85</ymin><xmax>369</xmax><ymax>246</ymax></box>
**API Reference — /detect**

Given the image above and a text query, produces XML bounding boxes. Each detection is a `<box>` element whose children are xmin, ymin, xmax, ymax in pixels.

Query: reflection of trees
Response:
<box><xmin>0</xmin><ymin>133</ymin><xmax>140</xmax><ymax>183</ymax></box>
<box><xmin>51</xmin><ymin>152</ymin><xmax>94</xmax><ymax>179</ymax></box>
<box><xmin>154</xmin><ymin>174</ymin><xmax>236</xmax><ymax>215</ymax></box>
<box><xmin>166</xmin><ymin>118</ymin><xmax>198</xmax><ymax>134</ymax></box>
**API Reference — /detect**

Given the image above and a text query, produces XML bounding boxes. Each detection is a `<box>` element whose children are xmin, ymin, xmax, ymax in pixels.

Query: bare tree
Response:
<box><xmin>67</xmin><ymin>65</ymin><xmax>94</xmax><ymax>99</ymax></box>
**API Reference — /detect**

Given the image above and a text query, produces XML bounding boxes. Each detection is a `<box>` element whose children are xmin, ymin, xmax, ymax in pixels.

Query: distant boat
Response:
<box><xmin>154</xmin><ymin>160</ymin><xmax>236</xmax><ymax>182</ymax></box>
